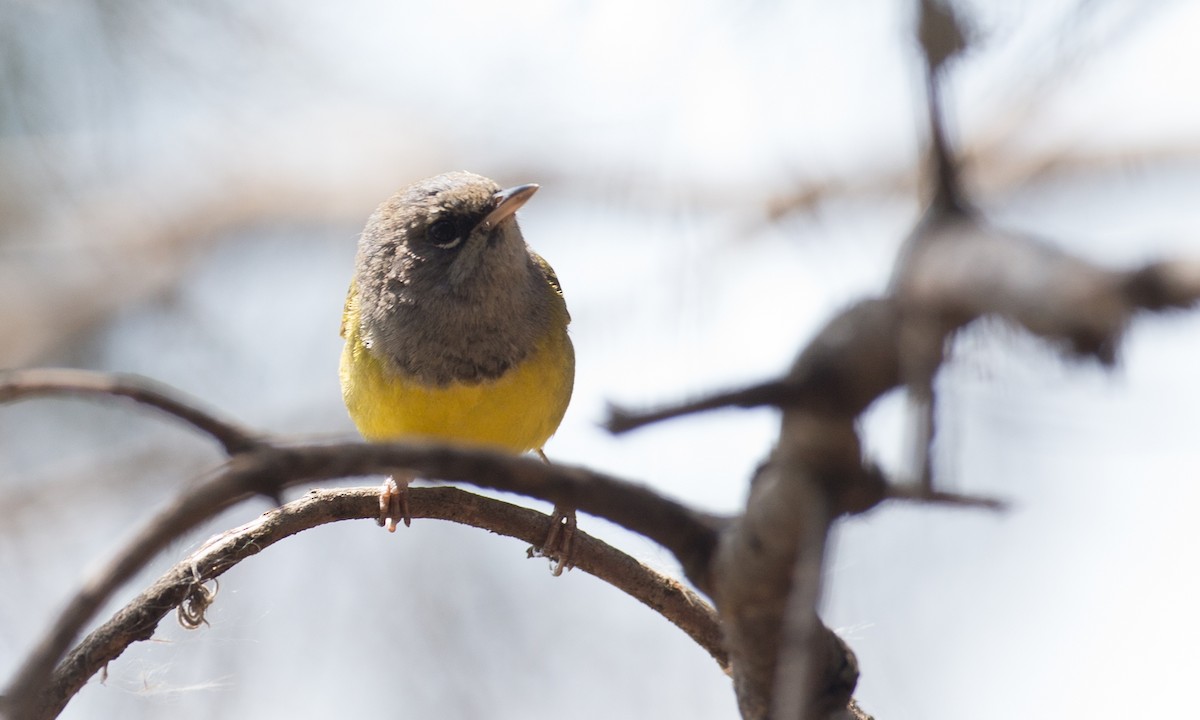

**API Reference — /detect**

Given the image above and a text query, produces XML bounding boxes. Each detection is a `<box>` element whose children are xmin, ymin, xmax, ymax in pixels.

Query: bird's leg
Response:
<box><xmin>378</xmin><ymin>472</ymin><xmax>414</xmax><ymax>532</ymax></box>
<box><xmin>543</xmin><ymin>506</ymin><xmax>577</xmax><ymax>577</ymax></box>
<box><xmin>535</xmin><ymin>449</ymin><xmax>576</xmax><ymax>576</ymax></box>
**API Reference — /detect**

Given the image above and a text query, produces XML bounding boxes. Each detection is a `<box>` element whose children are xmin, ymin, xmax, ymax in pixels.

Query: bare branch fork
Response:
<box><xmin>610</xmin><ymin>1</ymin><xmax>1200</xmax><ymax>718</ymax></box>
<box><xmin>0</xmin><ymin>369</ymin><xmax>727</xmax><ymax>720</ymax></box>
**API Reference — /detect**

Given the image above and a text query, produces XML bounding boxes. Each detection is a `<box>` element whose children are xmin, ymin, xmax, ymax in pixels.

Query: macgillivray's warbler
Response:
<box><xmin>339</xmin><ymin>171</ymin><xmax>576</xmax><ymax>570</ymax></box>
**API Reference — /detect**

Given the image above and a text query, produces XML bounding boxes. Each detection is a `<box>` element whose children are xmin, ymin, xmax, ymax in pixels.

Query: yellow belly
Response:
<box><xmin>339</xmin><ymin>300</ymin><xmax>574</xmax><ymax>452</ymax></box>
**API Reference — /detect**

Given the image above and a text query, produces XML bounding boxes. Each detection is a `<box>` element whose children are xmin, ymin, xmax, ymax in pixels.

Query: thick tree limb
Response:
<box><xmin>630</xmin><ymin>4</ymin><xmax>1200</xmax><ymax>717</ymax></box>
<box><xmin>605</xmin><ymin>204</ymin><xmax>1200</xmax><ymax>720</ymax></box>
<box><xmin>713</xmin><ymin>413</ymin><xmax>869</xmax><ymax>720</ymax></box>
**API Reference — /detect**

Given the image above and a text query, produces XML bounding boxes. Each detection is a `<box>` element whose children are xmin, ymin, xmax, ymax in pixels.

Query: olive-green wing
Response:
<box><xmin>339</xmin><ymin>280</ymin><xmax>357</xmax><ymax>339</ymax></box>
<box><xmin>531</xmin><ymin>252</ymin><xmax>571</xmax><ymax>323</ymax></box>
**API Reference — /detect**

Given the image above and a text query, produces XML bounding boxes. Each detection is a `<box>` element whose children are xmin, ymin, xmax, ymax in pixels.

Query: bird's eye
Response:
<box><xmin>427</xmin><ymin>219</ymin><xmax>461</xmax><ymax>249</ymax></box>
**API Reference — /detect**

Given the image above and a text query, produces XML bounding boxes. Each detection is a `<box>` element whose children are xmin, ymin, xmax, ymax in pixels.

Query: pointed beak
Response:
<box><xmin>477</xmin><ymin>183</ymin><xmax>539</xmax><ymax>232</ymax></box>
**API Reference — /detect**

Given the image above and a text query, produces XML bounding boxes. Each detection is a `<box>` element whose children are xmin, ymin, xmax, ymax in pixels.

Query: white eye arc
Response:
<box><xmin>427</xmin><ymin>218</ymin><xmax>462</xmax><ymax>249</ymax></box>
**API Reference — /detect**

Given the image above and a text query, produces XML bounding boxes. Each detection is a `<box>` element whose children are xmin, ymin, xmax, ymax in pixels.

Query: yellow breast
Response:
<box><xmin>339</xmin><ymin>288</ymin><xmax>574</xmax><ymax>452</ymax></box>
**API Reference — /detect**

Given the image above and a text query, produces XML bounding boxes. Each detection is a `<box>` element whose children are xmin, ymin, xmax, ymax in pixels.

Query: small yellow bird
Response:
<box><xmin>339</xmin><ymin>171</ymin><xmax>575</xmax><ymax>566</ymax></box>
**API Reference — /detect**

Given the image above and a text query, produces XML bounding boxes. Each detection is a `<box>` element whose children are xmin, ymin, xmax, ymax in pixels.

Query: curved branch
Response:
<box><xmin>0</xmin><ymin>368</ymin><xmax>262</xmax><ymax>454</ymax></box>
<box><xmin>3</xmin><ymin>442</ymin><xmax>723</xmax><ymax>718</ymax></box>
<box><xmin>34</xmin><ymin>486</ymin><xmax>724</xmax><ymax>720</ymax></box>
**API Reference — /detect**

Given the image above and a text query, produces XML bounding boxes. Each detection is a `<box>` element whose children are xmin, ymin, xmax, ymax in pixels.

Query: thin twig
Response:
<box><xmin>885</xmin><ymin>483</ymin><xmax>1007</xmax><ymax>511</ymax></box>
<box><xmin>605</xmin><ymin>380</ymin><xmax>794</xmax><ymax>434</ymax></box>
<box><xmin>607</xmin><ymin>298</ymin><xmax>904</xmax><ymax>437</ymax></box>
<box><xmin>917</xmin><ymin>0</ymin><xmax>969</xmax><ymax>213</ymax></box>
<box><xmin>0</xmin><ymin>368</ymin><xmax>262</xmax><ymax>454</ymax></box>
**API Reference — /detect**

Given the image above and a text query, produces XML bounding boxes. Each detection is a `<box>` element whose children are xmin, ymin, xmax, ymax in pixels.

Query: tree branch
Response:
<box><xmin>0</xmin><ymin>368</ymin><xmax>262</xmax><ymax>454</ymax></box>
<box><xmin>606</xmin><ymin>252</ymin><xmax>1200</xmax><ymax>438</ymax></box>
<box><xmin>2</xmin><ymin>441</ymin><xmax>723</xmax><ymax>719</ymax></box>
<box><xmin>917</xmin><ymin>0</ymin><xmax>969</xmax><ymax>213</ymax></box>
<box><xmin>31</xmin><ymin>486</ymin><xmax>725</xmax><ymax>720</ymax></box>
<box><xmin>712</xmin><ymin>412</ymin><xmax>868</xmax><ymax>720</ymax></box>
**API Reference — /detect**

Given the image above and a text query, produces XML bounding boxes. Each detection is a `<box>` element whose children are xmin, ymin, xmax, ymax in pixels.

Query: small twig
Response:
<box><xmin>1122</xmin><ymin>259</ymin><xmax>1200</xmax><ymax>312</ymax></box>
<box><xmin>607</xmin><ymin>298</ymin><xmax>906</xmax><ymax>437</ymax></box>
<box><xmin>885</xmin><ymin>482</ymin><xmax>1007</xmax><ymax>511</ymax></box>
<box><xmin>917</xmin><ymin>0</ymin><xmax>970</xmax><ymax>214</ymax></box>
<box><xmin>605</xmin><ymin>380</ymin><xmax>794</xmax><ymax>434</ymax></box>
<box><xmin>34</xmin><ymin>486</ymin><xmax>725</xmax><ymax>720</ymax></box>
<box><xmin>0</xmin><ymin>368</ymin><xmax>262</xmax><ymax>454</ymax></box>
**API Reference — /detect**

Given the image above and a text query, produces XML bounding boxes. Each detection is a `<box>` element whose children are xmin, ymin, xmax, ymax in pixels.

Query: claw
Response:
<box><xmin>544</xmin><ymin>505</ymin><xmax>577</xmax><ymax>576</ymax></box>
<box><xmin>531</xmin><ymin>449</ymin><xmax>575</xmax><ymax>574</ymax></box>
<box><xmin>378</xmin><ymin>475</ymin><xmax>412</xmax><ymax>532</ymax></box>
<box><xmin>528</xmin><ymin>505</ymin><xmax>575</xmax><ymax>575</ymax></box>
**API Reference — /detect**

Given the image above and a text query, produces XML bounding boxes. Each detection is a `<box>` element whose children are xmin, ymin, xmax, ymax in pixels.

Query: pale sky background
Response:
<box><xmin>2</xmin><ymin>1</ymin><xmax>1200</xmax><ymax>718</ymax></box>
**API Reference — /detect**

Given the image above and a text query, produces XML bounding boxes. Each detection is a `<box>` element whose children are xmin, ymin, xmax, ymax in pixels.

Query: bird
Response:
<box><xmin>339</xmin><ymin>170</ymin><xmax>576</xmax><ymax>571</ymax></box>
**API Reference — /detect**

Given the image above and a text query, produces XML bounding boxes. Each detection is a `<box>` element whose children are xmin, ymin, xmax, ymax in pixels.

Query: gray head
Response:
<box><xmin>353</xmin><ymin>171</ymin><xmax>562</xmax><ymax>385</ymax></box>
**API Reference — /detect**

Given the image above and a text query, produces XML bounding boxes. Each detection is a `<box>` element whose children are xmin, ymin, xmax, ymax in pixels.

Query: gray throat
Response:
<box><xmin>356</xmin><ymin>226</ymin><xmax>556</xmax><ymax>386</ymax></box>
